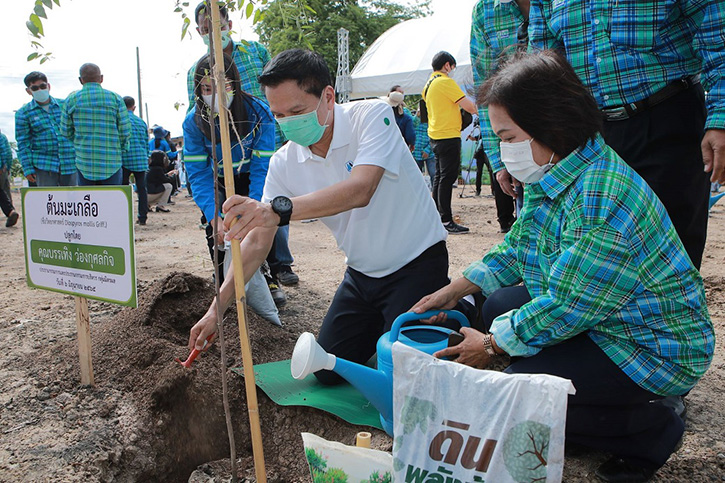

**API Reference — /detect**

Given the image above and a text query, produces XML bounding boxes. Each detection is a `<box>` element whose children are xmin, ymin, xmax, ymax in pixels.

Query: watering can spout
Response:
<box><xmin>334</xmin><ymin>358</ymin><xmax>392</xmax><ymax>422</ymax></box>
<box><xmin>290</xmin><ymin>332</ymin><xmax>393</xmax><ymax>423</ymax></box>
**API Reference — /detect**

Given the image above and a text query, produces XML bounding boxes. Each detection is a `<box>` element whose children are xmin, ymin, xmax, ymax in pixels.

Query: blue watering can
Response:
<box><xmin>290</xmin><ymin>310</ymin><xmax>469</xmax><ymax>436</ymax></box>
<box><xmin>710</xmin><ymin>192</ymin><xmax>725</xmax><ymax>210</ymax></box>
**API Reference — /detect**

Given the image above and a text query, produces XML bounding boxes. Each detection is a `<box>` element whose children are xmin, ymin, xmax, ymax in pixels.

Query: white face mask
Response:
<box><xmin>202</xmin><ymin>93</ymin><xmax>233</xmax><ymax>113</ymax></box>
<box><xmin>500</xmin><ymin>138</ymin><xmax>555</xmax><ymax>184</ymax></box>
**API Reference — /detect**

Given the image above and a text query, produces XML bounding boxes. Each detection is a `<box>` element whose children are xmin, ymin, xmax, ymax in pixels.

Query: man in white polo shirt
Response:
<box><xmin>189</xmin><ymin>49</ymin><xmax>462</xmax><ymax>383</ymax></box>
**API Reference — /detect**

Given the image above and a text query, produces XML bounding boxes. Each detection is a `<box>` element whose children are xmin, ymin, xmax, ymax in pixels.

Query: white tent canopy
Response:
<box><xmin>349</xmin><ymin>7</ymin><xmax>474</xmax><ymax>99</ymax></box>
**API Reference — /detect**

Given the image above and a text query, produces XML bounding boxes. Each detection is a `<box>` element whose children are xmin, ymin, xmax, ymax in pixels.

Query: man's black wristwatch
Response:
<box><xmin>271</xmin><ymin>196</ymin><xmax>293</xmax><ymax>226</ymax></box>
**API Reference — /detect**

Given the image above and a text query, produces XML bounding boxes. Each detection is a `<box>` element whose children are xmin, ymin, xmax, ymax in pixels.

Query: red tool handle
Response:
<box><xmin>175</xmin><ymin>334</ymin><xmax>214</xmax><ymax>368</ymax></box>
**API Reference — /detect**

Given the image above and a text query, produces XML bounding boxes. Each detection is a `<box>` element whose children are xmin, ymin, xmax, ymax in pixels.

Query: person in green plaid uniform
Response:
<box><xmin>413</xmin><ymin>51</ymin><xmax>714</xmax><ymax>483</ymax></box>
<box><xmin>529</xmin><ymin>0</ymin><xmax>725</xmax><ymax>272</ymax></box>
<box><xmin>0</xmin><ymin>131</ymin><xmax>18</xmax><ymax>227</ymax></box>
<box><xmin>60</xmin><ymin>64</ymin><xmax>130</xmax><ymax>186</ymax></box>
<box><xmin>186</xmin><ymin>1</ymin><xmax>299</xmax><ymax>297</ymax></box>
<box><xmin>121</xmin><ymin>96</ymin><xmax>150</xmax><ymax>225</ymax></box>
<box><xmin>15</xmin><ymin>71</ymin><xmax>77</xmax><ymax>187</ymax></box>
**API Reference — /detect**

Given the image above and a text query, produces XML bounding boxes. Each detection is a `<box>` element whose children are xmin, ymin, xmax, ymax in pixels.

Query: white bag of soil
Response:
<box><xmin>392</xmin><ymin>342</ymin><xmax>575</xmax><ymax>482</ymax></box>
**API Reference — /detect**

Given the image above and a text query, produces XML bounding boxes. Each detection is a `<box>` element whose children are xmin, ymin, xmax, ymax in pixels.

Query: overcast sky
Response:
<box><xmin>0</xmin><ymin>0</ymin><xmax>468</xmax><ymax>144</ymax></box>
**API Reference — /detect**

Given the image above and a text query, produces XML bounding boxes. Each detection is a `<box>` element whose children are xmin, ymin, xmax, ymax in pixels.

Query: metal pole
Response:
<box><xmin>144</xmin><ymin>103</ymin><xmax>150</xmax><ymax>128</ymax></box>
<box><xmin>136</xmin><ymin>47</ymin><xmax>144</xmax><ymax>119</ymax></box>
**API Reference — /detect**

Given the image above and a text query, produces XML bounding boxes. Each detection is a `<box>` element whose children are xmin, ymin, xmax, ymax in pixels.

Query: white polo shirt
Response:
<box><xmin>262</xmin><ymin>100</ymin><xmax>447</xmax><ymax>278</ymax></box>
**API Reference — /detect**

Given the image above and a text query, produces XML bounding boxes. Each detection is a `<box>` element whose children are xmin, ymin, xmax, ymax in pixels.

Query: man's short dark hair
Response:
<box><xmin>432</xmin><ymin>51</ymin><xmax>456</xmax><ymax>71</ymax></box>
<box><xmin>24</xmin><ymin>71</ymin><xmax>47</xmax><ymax>87</ymax></box>
<box><xmin>195</xmin><ymin>1</ymin><xmax>229</xmax><ymax>25</ymax></box>
<box><xmin>258</xmin><ymin>49</ymin><xmax>333</xmax><ymax>97</ymax></box>
<box><xmin>123</xmin><ymin>96</ymin><xmax>135</xmax><ymax>109</ymax></box>
<box><xmin>477</xmin><ymin>50</ymin><xmax>602</xmax><ymax>158</ymax></box>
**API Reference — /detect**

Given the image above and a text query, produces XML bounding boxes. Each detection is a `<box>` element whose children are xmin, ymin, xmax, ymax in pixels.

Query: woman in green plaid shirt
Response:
<box><xmin>413</xmin><ymin>51</ymin><xmax>714</xmax><ymax>482</ymax></box>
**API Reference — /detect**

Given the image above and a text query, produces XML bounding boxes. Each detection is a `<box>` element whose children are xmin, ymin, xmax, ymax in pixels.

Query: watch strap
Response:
<box><xmin>481</xmin><ymin>334</ymin><xmax>497</xmax><ymax>357</ymax></box>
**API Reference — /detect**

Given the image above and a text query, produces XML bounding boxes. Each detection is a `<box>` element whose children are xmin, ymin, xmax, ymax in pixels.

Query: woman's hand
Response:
<box><xmin>211</xmin><ymin>216</ymin><xmax>225</xmax><ymax>246</ymax></box>
<box><xmin>410</xmin><ymin>284</ymin><xmax>462</xmax><ymax>324</ymax></box>
<box><xmin>411</xmin><ymin>277</ymin><xmax>481</xmax><ymax>324</ymax></box>
<box><xmin>188</xmin><ymin>311</ymin><xmax>218</xmax><ymax>351</ymax></box>
<box><xmin>433</xmin><ymin>327</ymin><xmax>495</xmax><ymax>369</ymax></box>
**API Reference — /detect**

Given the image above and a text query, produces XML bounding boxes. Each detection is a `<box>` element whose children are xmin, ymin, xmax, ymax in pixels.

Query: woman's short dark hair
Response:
<box><xmin>193</xmin><ymin>53</ymin><xmax>250</xmax><ymax>142</ymax></box>
<box><xmin>477</xmin><ymin>50</ymin><xmax>602</xmax><ymax>157</ymax></box>
<box><xmin>258</xmin><ymin>49</ymin><xmax>333</xmax><ymax>97</ymax></box>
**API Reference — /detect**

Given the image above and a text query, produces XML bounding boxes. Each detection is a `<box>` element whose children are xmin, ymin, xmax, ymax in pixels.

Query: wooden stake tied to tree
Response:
<box><xmin>208</xmin><ymin>1</ymin><xmax>266</xmax><ymax>481</ymax></box>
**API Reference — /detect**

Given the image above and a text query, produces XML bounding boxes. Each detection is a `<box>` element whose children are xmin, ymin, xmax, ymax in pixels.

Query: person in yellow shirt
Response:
<box><xmin>422</xmin><ymin>51</ymin><xmax>478</xmax><ymax>234</ymax></box>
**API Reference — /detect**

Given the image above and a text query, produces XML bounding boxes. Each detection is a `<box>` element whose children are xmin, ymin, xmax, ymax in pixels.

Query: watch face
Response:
<box><xmin>274</xmin><ymin>196</ymin><xmax>292</xmax><ymax>212</ymax></box>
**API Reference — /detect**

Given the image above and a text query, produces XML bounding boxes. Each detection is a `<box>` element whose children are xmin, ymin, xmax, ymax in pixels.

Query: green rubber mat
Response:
<box><xmin>232</xmin><ymin>359</ymin><xmax>383</xmax><ymax>431</ymax></box>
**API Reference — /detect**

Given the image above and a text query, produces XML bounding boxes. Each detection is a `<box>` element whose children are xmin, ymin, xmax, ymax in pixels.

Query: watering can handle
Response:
<box><xmin>389</xmin><ymin>310</ymin><xmax>470</xmax><ymax>343</ymax></box>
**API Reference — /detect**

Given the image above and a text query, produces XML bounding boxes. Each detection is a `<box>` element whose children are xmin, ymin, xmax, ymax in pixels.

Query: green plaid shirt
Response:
<box><xmin>186</xmin><ymin>40</ymin><xmax>270</xmax><ymax>109</ymax></box>
<box><xmin>15</xmin><ymin>97</ymin><xmax>76</xmax><ymax>176</ymax></box>
<box><xmin>470</xmin><ymin>0</ymin><xmax>526</xmax><ymax>173</ymax></box>
<box><xmin>121</xmin><ymin>111</ymin><xmax>149</xmax><ymax>172</ymax></box>
<box><xmin>0</xmin><ymin>132</ymin><xmax>11</xmax><ymax>171</ymax></box>
<box><xmin>464</xmin><ymin>135</ymin><xmax>714</xmax><ymax>396</ymax></box>
<box><xmin>530</xmin><ymin>0</ymin><xmax>725</xmax><ymax>130</ymax></box>
<box><xmin>60</xmin><ymin>83</ymin><xmax>131</xmax><ymax>181</ymax></box>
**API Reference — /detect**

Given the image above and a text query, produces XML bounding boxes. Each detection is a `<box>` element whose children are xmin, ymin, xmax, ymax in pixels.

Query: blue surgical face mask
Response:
<box><xmin>275</xmin><ymin>95</ymin><xmax>330</xmax><ymax>147</ymax></box>
<box><xmin>202</xmin><ymin>29</ymin><xmax>232</xmax><ymax>49</ymax></box>
<box><xmin>32</xmin><ymin>88</ymin><xmax>50</xmax><ymax>104</ymax></box>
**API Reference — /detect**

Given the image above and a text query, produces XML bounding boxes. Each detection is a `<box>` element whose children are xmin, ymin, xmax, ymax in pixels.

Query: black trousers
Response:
<box><xmin>0</xmin><ymin>183</ymin><xmax>14</xmax><ymax>216</ymax></box>
<box><xmin>482</xmin><ymin>286</ymin><xmax>683</xmax><ymax>469</ymax></box>
<box><xmin>315</xmin><ymin>241</ymin><xmax>452</xmax><ymax>384</ymax></box>
<box><xmin>122</xmin><ymin>168</ymin><xmax>148</xmax><ymax>222</ymax></box>
<box><xmin>474</xmin><ymin>146</ymin><xmax>515</xmax><ymax>230</ymax></box>
<box><xmin>602</xmin><ymin>85</ymin><xmax>709</xmax><ymax>269</ymax></box>
<box><xmin>430</xmin><ymin>137</ymin><xmax>461</xmax><ymax>223</ymax></box>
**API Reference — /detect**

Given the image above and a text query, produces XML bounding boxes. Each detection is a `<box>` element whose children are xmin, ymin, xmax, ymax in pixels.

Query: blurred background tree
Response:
<box><xmin>255</xmin><ymin>0</ymin><xmax>431</xmax><ymax>73</ymax></box>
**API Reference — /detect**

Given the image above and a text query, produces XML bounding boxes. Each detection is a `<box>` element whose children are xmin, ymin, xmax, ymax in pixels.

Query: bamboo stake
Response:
<box><xmin>74</xmin><ymin>296</ymin><xmax>94</xmax><ymax>386</ymax></box>
<box><xmin>208</xmin><ymin>2</ymin><xmax>267</xmax><ymax>481</ymax></box>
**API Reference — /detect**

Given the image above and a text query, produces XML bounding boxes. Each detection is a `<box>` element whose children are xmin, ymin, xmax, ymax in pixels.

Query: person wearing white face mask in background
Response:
<box><xmin>186</xmin><ymin>1</ymin><xmax>271</xmax><ymax>109</ymax></box>
<box><xmin>187</xmin><ymin>1</ymin><xmax>300</xmax><ymax>299</ymax></box>
<box><xmin>412</xmin><ymin>50</ymin><xmax>714</xmax><ymax>483</ymax></box>
<box><xmin>188</xmin><ymin>49</ymin><xmax>478</xmax><ymax>384</ymax></box>
<box><xmin>15</xmin><ymin>71</ymin><xmax>76</xmax><ymax>187</ymax></box>
<box><xmin>183</xmin><ymin>53</ymin><xmax>275</xmax><ymax>287</ymax></box>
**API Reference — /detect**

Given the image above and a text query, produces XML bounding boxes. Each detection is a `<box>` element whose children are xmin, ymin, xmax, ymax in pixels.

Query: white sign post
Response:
<box><xmin>22</xmin><ymin>186</ymin><xmax>137</xmax><ymax>385</ymax></box>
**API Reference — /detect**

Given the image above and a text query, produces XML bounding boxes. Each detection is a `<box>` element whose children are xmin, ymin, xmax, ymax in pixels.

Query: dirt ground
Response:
<box><xmin>1</xmin><ymin>186</ymin><xmax>724</xmax><ymax>482</ymax></box>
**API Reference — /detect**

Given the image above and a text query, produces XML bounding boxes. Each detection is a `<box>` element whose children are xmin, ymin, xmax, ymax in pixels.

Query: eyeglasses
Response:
<box><xmin>29</xmin><ymin>83</ymin><xmax>48</xmax><ymax>91</ymax></box>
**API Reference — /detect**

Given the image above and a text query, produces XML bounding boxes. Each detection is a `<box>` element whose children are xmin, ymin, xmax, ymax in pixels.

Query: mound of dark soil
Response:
<box><xmin>26</xmin><ymin>272</ymin><xmax>386</xmax><ymax>482</ymax></box>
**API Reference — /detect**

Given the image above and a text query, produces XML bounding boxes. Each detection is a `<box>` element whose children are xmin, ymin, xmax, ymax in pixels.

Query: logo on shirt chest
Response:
<box><xmin>496</xmin><ymin>29</ymin><xmax>512</xmax><ymax>39</ymax></box>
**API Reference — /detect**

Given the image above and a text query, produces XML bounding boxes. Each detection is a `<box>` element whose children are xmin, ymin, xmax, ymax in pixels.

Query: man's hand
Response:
<box><xmin>26</xmin><ymin>173</ymin><xmax>36</xmax><ymax>184</ymax></box>
<box><xmin>433</xmin><ymin>327</ymin><xmax>493</xmax><ymax>369</ymax></box>
<box><xmin>703</xmin><ymin>129</ymin><xmax>725</xmax><ymax>184</ymax></box>
<box><xmin>222</xmin><ymin>195</ymin><xmax>279</xmax><ymax>242</ymax></box>
<box><xmin>495</xmin><ymin>169</ymin><xmax>519</xmax><ymax>198</ymax></box>
<box><xmin>188</xmin><ymin>311</ymin><xmax>218</xmax><ymax>351</ymax></box>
